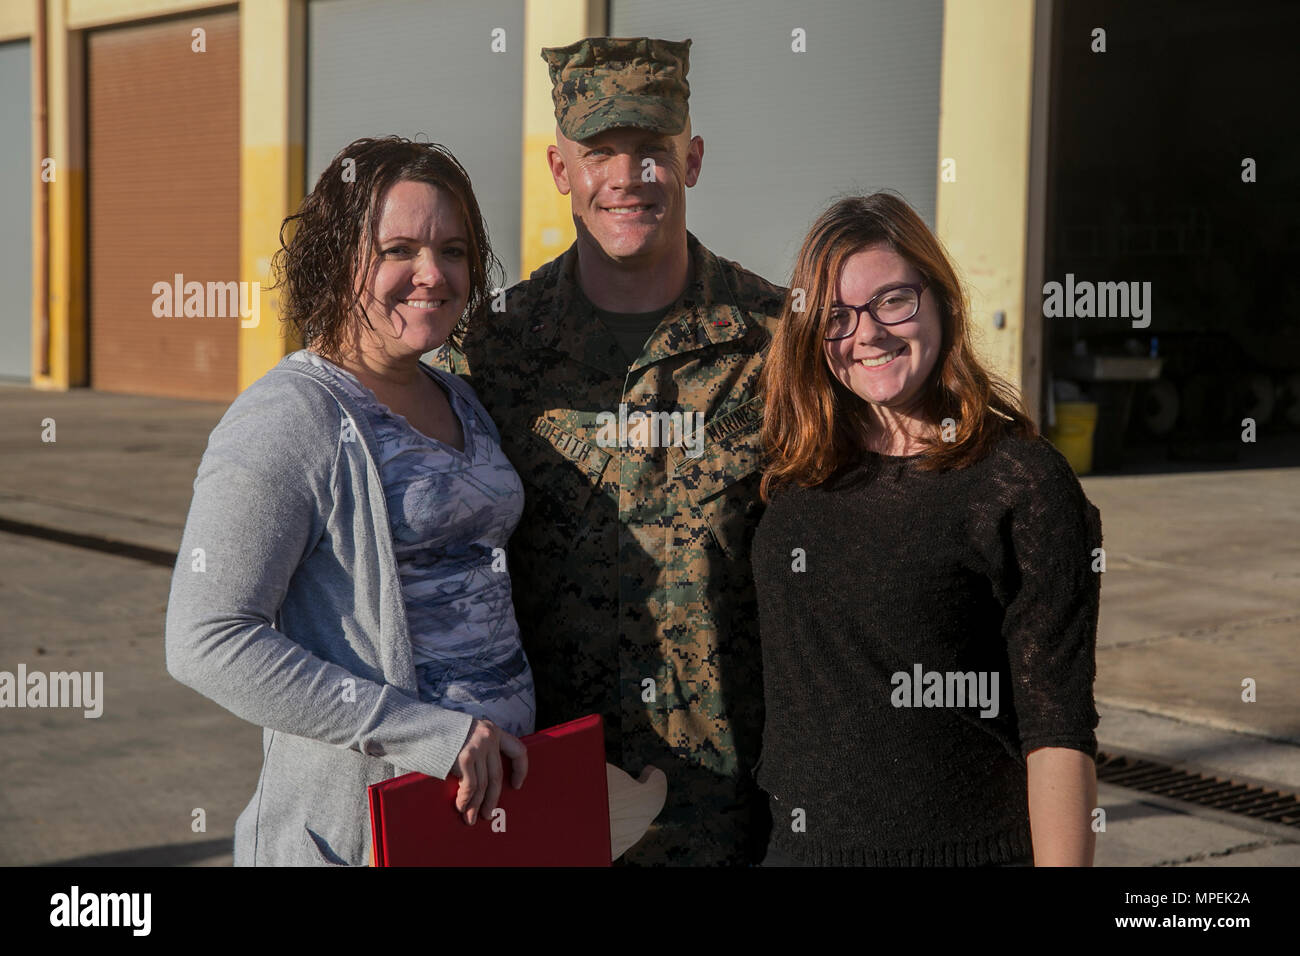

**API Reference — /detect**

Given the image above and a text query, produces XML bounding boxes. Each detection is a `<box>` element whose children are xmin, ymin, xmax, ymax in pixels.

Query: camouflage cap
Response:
<box><xmin>542</xmin><ymin>37</ymin><xmax>691</xmax><ymax>142</ymax></box>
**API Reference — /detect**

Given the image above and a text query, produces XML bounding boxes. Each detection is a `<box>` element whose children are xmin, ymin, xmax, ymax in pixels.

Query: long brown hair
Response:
<box><xmin>272</xmin><ymin>136</ymin><xmax>502</xmax><ymax>360</ymax></box>
<box><xmin>759</xmin><ymin>193</ymin><xmax>1034</xmax><ymax>501</ymax></box>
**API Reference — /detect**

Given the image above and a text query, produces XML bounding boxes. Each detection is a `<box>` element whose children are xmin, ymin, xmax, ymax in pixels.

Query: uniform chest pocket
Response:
<box><xmin>504</xmin><ymin>415</ymin><xmax>612</xmax><ymax>524</ymax></box>
<box><xmin>668</xmin><ymin>401</ymin><xmax>765</xmax><ymax>558</ymax></box>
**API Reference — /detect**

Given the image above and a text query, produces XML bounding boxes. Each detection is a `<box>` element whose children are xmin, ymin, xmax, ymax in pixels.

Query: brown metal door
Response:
<box><xmin>88</xmin><ymin>10</ymin><xmax>239</xmax><ymax>400</ymax></box>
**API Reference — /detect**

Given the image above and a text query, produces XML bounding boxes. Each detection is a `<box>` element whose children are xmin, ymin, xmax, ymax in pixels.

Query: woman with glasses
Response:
<box><xmin>752</xmin><ymin>193</ymin><xmax>1102</xmax><ymax>866</ymax></box>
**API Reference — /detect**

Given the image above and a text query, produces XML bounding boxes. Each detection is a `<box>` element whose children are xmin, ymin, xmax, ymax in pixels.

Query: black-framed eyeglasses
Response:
<box><xmin>823</xmin><ymin>282</ymin><xmax>927</xmax><ymax>340</ymax></box>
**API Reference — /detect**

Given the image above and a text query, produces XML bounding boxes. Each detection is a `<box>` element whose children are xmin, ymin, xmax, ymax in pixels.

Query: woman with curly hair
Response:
<box><xmin>753</xmin><ymin>193</ymin><xmax>1102</xmax><ymax>867</ymax></box>
<box><xmin>166</xmin><ymin>137</ymin><xmax>531</xmax><ymax>866</ymax></box>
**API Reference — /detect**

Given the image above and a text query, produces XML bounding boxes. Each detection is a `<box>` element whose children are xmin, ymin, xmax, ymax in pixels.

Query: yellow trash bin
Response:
<box><xmin>1048</xmin><ymin>401</ymin><xmax>1099</xmax><ymax>475</ymax></box>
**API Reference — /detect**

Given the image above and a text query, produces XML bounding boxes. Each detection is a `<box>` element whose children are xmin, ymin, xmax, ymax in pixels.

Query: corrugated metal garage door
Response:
<box><xmin>88</xmin><ymin>10</ymin><xmax>239</xmax><ymax>400</ymax></box>
<box><xmin>0</xmin><ymin>39</ymin><xmax>32</xmax><ymax>383</ymax></box>
<box><xmin>307</xmin><ymin>0</ymin><xmax>525</xmax><ymax>285</ymax></box>
<box><xmin>611</xmin><ymin>0</ymin><xmax>944</xmax><ymax>286</ymax></box>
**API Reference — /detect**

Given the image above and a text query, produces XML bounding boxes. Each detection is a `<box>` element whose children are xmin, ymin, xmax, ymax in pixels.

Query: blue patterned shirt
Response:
<box><xmin>291</xmin><ymin>350</ymin><xmax>535</xmax><ymax>737</ymax></box>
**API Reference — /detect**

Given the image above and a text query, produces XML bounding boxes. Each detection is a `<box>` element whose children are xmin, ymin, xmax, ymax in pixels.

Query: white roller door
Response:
<box><xmin>0</xmin><ymin>39</ymin><xmax>32</xmax><ymax>382</ymax></box>
<box><xmin>611</xmin><ymin>0</ymin><xmax>944</xmax><ymax>286</ymax></box>
<box><xmin>308</xmin><ymin>0</ymin><xmax>525</xmax><ymax>285</ymax></box>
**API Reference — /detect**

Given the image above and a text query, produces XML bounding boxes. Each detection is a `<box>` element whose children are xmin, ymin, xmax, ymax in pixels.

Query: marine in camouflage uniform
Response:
<box><xmin>436</xmin><ymin>37</ymin><xmax>786</xmax><ymax>865</ymax></box>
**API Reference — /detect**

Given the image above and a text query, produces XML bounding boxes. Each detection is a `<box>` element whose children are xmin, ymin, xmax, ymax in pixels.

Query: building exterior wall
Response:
<box><xmin>15</xmin><ymin>0</ymin><xmax>1044</xmax><ymax>401</ymax></box>
<box><xmin>935</xmin><ymin>0</ymin><xmax>1041</xmax><ymax>413</ymax></box>
<box><xmin>86</xmin><ymin>9</ymin><xmax>240</xmax><ymax>400</ymax></box>
<box><xmin>239</xmin><ymin>0</ymin><xmax>304</xmax><ymax>392</ymax></box>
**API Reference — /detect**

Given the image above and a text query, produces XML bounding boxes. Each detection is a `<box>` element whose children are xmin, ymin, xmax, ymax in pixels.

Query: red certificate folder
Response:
<box><xmin>368</xmin><ymin>714</ymin><xmax>611</xmax><ymax>866</ymax></box>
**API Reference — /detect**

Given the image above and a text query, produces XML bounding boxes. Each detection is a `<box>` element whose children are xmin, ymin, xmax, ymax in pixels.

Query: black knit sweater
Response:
<box><xmin>752</xmin><ymin>432</ymin><xmax>1102</xmax><ymax>866</ymax></box>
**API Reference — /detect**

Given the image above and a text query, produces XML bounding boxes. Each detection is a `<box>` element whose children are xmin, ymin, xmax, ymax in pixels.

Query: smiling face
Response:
<box><xmin>823</xmin><ymin>244</ymin><xmax>943</xmax><ymax>426</ymax></box>
<box><xmin>353</xmin><ymin>179</ymin><xmax>469</xmax><ymax>359</ymax></box>
<box><xmin>547</xmin><ymin>124</ymin><xmax>702</xmax><ymax>263</ymax></box>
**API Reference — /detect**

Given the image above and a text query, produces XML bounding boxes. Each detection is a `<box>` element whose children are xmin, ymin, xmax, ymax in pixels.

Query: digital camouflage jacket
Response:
<box><xmin>436</xmin><ymin>233</ymin><xmax>786</xmax><ymax>865</ymax></box>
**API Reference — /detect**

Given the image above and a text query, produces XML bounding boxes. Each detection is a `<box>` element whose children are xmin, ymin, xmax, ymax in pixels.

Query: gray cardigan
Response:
<box><xmin>165</xmin><ymin>354</ymin><xmax>477</xmax><ymax>866</ymax></box>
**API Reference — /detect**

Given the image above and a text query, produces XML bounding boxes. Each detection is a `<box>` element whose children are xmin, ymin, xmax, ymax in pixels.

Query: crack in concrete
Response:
<box><xmin>1105</xmin><ymin>551</ymin><xmax>1300</xmax><ymax>583</ymax></box>
<box><xmin>1097</xmin><ymin>696</ymin><xmax>1300</xmax><ymax>748</ymax></box>
<box><xmin>1155</xmin><ymin>840</ymin><xmax>1278</xmax><ymax>867</ymax></box>
<box><xmin>0</xmin><ymin>489</ymin><xmax>181</xmax><ymax>528</ymax></box>
<box><xmin>1099</xmin><ymin>612</ymin><xmax>1300</xmax><ymax>650</ymax></box>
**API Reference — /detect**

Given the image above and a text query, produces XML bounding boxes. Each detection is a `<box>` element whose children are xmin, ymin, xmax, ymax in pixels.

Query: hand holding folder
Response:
<box><xmin>369</xmin><ymin>714</ymin><xmax>667</xmax><ymax>866</ymax></box>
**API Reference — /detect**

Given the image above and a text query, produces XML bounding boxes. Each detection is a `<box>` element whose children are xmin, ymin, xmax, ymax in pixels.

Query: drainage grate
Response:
<box><xmin>1096</xmin><ymin>751</ymin><xmax>1300</xmax><ymax>828</ymax></box>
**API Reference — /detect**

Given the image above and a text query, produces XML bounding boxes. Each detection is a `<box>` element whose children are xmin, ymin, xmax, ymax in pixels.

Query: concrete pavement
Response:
<box><xmin>0</xmin><ymin>383</ymin><xmax>1296</xmax><ymax>866</ymax></box>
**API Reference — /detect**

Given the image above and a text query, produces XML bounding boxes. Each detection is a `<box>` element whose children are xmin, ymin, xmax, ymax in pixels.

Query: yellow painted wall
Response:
<box><xmin>520</xmin><ymin>0</ymin><xmax>605</xmax><ymax>277</ymax></box>
<box><xmin>67</xmin><ymin>0</ymin><xmax>224</xmax><ymax>30</ymax></box>
<box><xmin>0</xmin><ymin>2</ymin><xmax>34</xmax><ymax>42</ymax></box>
<box><xmin>934</xmin><ymin>0</ymin><xmax>1037</xmax><ymax>397</ymax></box>
<box><xmin>238</xmin><ymin>0</ymin><xmax>304</xmax><ymax>390</ymax></box>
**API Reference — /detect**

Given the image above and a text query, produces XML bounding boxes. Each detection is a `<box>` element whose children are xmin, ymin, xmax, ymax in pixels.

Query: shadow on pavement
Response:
<box><xmin>38</xmin><ymin>837</ymin><xmax>232</xmax><ymax>867</ymax></box>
